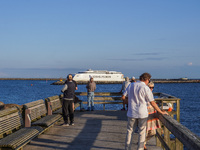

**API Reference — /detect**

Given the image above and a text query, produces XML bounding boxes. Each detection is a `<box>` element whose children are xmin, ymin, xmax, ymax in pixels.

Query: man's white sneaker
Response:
<box><xmin>62</xmin><ymin>123</ymin><xmax>69</xmax><ymax>127</ymax></box>
<box><xmin>70</xmin><ymin>122</ymin><xmax>74</xmax><ymax>126</ymax></box>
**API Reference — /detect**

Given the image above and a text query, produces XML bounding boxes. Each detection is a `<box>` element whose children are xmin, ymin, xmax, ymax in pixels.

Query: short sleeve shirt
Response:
<box><xmin>123</xmin><ymin>81</ymin><xmax>154</xmax><ymax>118</ymax></box>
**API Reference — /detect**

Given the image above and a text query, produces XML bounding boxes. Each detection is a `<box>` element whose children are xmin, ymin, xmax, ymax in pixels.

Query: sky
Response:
<box><xmin>0</xmin><ymin>0</ymin><xmax>200</xmax><ymax>79</ymax></box>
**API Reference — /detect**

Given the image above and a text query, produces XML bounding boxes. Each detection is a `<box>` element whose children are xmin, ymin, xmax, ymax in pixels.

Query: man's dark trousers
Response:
<box><xmin>62</xmin><ymin>100</ymin><xmax>74</xmax><ymax>124</ymax></box>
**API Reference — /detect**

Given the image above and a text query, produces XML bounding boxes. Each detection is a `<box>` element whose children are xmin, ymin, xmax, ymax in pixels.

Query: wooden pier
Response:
<box><xmin>23</xmin><ymin>110</ymin><xmax>162</xmax><ymax>150</ymax></box>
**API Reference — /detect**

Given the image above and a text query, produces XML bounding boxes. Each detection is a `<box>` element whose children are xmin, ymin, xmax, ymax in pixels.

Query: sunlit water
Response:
<box><xmin>0</xmin><ymin>80</ymin><xmax>199</xmax><ymax>138</ymax></box>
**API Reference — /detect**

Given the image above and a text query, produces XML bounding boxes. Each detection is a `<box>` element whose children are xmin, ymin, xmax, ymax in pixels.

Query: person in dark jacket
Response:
<box><xmin>64</xmin><ymin>79</ymin><xmax>78</xmax><ymax>111</ymax></box>
<box><xmin>61</xmin><ymin>74</ymin><xmax>76</xmax><ymax>126</ymax></box>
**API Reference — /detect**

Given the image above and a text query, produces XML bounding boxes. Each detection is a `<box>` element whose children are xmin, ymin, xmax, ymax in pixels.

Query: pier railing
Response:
<box><xmin>75</xmin><ymin>92</ymin><xmax>123</xmax><ymax>110</ymax></box>
<box><xmin>75</xmin><ymin>92</ymin><xmax>200</xmax><ymax>150</ymax></box>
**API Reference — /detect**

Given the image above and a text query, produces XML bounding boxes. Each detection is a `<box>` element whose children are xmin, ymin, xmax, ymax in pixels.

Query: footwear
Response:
<box><xmin>121</xmin><ymin>108</ymin><xmax>126</xmax><ymax>111</ymax></box>
<box><xmin>87</xmin><ymin>107</ymin><xmax>91</xmax><ymax>111</ymax></box>
<box><xmin>70</xmin><ymin>122</ymin><xmax>74</xmax><ymax>126</ymax></box>
<box><xmin>62</xmin><ymin>123</ymin><xmax>69</xmax><ymax>127</ymax></box>
<box><xmin>135</xmin><ymin>128</ymin><xmax>139</xmax><ymax>133</ymax></box>
<box><xmin>91</xmin><ymin>106</ymin><xmax>94</xmax><ymax>111</ymax></box>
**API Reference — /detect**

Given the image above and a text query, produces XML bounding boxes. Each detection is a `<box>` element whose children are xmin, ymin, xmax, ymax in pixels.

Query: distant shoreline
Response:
<box><xmin>0</xmin><ymin>78</ymin><xmax>59</xmax><ymax>80</ymax></box>
<box><xmin>0</xmin><ymin>78</ymin><xmax>200</xmax><ymax>84</ymax></box>
<box><xmin>151</xmin><ymin>79</ymin><xmax>200</xmax><ymax>83</ymax></box>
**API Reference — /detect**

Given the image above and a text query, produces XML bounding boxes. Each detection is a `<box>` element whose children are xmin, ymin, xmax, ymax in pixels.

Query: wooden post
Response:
<box><xmin>25</xmin><ymin>109</ymin><xmax>31</xmax><ymax>127</ymax></box>
<box><xmin>176</xmin><ymin>100</ymin><xmax>180</xmax><ymax>122</ymax></box>
<box><xmin>79</xmin><ymin>102</ymin><xmax>82</xmax><ymax>111</ymax></box>
<box><xmin>175</xmin><ymin>138</ymin><xmax>183</xmax><ymax>150</ymax></box>
<box><xmin>47</xmin><ymin>101</ymin><xmax>52</xmax><ymax>115</ymax></box>
<box><xmin>164</xmin><ymin>126</ymin><xmax>170</xmax><ymax>148</ymax></box>
<box><xmin>156</xmin><ymin>128</ymin><xmax>162</xmax><ymax>147</ymax></box>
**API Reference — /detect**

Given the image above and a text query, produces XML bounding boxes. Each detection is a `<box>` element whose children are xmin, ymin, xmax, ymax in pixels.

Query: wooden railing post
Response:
<box><xmin>175</xmin><ymin>138</ymin><xmax>183</xmax><ymax>150</ymax></box>
<box><xmin>47</xmin><ymin>101</ymin><xmax>52</xmax><ymax>115</ymax></box>
<box><xmin>156</xmin><ymin>128</ymin><xmax>162</xmax><ymax>147</ymax></box>
<box><xmin>25</xmin><ymin>109</ymin><xmax>31</xmax><ymax>127</ymax></box>
<box><xmin>176</xmin><ymin>100</ymin><xmax>180</xmax><ymax>122</ymax></box>
<box><xmin>158</xmin><ymin>114</ymin><xmax>200</xmax><ymax>150</ymax></box>
<box><xmin>164</xmin><ymin>126</ymin><xmax>170</xmax><ymax>148</ymax></box>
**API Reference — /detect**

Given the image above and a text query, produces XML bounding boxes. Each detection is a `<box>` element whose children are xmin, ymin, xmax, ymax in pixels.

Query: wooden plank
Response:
<box><xmin>156</xmin><ymin>129</ymin><xmax>162</xmax><ymax>147</ymax></box>
<box><xmin>175</xmin><ymin>138</ymin><xmax>183</xmax><ymax>150</ymax></box>
<box><xmin>156</xmin><ymin>130</ymin><xmax>170</xmax><ymax>150</ymax></box>
<box><xmin>158</xmin><ymin>114</ymin><xmax>200</xmax><ymax>150</ymax></box>
<box><xmin>164</xmin><ymin>126</ymin><xmax>170</xmax><ymax>149</ymax></box>
<box><xmin>155</xmin><ymin>98</ymin><xmax>180</xmax><ymax>102</ymax></box>
<box><xmin>94</xmin><ymin>97</ymin><xmax>121</xmax><ymax>101</ymax></box>
<box><xmin>82</xmin><ymin>101</ymin><xmax>123</xmax><ymax>105</ymax></box>
<box><xmin>176</xmin><ymin>100</ymin><xmax>180</xmax><ymax>122</ymax></box>
<box><xmin>75</xmin><ymin>92</ymin><xmax>122</xmax><ymax>96</ymax></box>
<box><xmin>23</xmin><ymin>111</ymin><xmax>162</xmax><ymax>150</ymax></box>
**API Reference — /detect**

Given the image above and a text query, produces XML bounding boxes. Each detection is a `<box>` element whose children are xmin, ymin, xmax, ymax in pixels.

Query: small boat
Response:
<box><xmin>73</xmin><ymin>69</ymin><xmax>125</xmax><ymax>82</ymax></box>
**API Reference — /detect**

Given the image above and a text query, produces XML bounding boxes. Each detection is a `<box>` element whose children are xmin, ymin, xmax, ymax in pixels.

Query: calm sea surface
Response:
<box><xmin>0</xmin><ymin>80</ymin><xmax>199</xmax><ymax>137</ymax></box>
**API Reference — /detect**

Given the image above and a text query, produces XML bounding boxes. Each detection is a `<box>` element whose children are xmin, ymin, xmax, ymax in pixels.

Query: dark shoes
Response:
<box><xmin>87</xmin><ymin>106</ymin><xmax>95</xmax><ymax>111</ymax></box>
<box><xmin>121</xmin><ymin>108</ymin><xmax>126</xmax><ymax>111</ymax></box>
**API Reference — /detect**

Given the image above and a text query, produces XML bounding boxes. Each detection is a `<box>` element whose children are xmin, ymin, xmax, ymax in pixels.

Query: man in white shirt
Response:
<box><xmin>122</xmin><ymin>73</ymin><xmax>168</xmax><ymax>150</ymax></box>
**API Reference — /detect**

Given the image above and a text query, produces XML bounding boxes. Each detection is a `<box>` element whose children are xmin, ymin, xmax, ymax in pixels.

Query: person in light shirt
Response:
<box><xmin>120</xmin><ymin>77</ymin><xmax>131</xmax><ymax>110</ymax></box>
<box><xmin>122</xmin><ymin>73</ymin><xmax>168</xmax><ymax>150</ymax></box>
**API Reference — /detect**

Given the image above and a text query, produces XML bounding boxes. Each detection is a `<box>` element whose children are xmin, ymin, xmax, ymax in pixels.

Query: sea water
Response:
<box><xmin>0</xmin><ymin>80</ymin><xmax>199</xmax><ymax>137</ymax></box>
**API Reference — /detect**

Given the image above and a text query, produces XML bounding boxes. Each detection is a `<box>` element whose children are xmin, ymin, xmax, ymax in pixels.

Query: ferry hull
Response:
<box><xmin>73</xmin><ymin>73</ymin><xmax>124</xmax><ymax>82</ymax></box>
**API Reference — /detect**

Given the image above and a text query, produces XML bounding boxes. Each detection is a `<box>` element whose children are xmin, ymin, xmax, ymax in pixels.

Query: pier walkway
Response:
<box><xmin>24</xmin><ymin>110</ymin><xmax>161</xmax><ymax>150</ymax></box>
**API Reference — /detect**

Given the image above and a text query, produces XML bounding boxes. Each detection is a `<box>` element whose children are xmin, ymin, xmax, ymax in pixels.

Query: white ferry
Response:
<box><xmin>73</xmin><ymin>69</ymin><xmax>125</xmax><ymax>82</ymax></box>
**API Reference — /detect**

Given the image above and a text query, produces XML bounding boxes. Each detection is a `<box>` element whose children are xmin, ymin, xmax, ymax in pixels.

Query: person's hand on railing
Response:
<box><xmin>161</xmin><ymin>110</ymin><xmax>169</xmax><ymax>116</ymax></box>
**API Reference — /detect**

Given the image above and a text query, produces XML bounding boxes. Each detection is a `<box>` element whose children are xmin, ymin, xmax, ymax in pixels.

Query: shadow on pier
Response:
<box><xmin>24</xmin><ymin>111</ymin><xmax>161</xmax><ymax>150</ymax></box>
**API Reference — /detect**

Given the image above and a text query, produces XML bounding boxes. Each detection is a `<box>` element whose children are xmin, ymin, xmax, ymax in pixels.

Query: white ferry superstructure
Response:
<box><xmin>73</xmin><ymin>69</ymin><xmax>125</xmax><ymax>82</ymax></box>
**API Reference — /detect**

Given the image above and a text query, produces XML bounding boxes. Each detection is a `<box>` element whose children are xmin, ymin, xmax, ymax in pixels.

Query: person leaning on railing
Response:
<box><xmin>144</xmin><ymin>81</ymin><xmax>162</xmax><ymax>150</ymax></box>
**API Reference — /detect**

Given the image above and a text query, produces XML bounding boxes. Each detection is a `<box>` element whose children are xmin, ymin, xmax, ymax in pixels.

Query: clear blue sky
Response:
<box><xmin>0</xmin><ymin>0</ymin><xmax>199</xmax><ymax>79</ymax></box>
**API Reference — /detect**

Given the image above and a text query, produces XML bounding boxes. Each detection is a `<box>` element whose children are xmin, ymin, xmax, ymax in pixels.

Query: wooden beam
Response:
<box><xmin>158</xmin><ymin>114</ymin><xmax>200</xmax><ymax>150</ymax></box>
<box><xmin>75</xmin><ymin>92</ymin><xmax>122</xmax><ymax>96</ymax></box>
<box><xmin>94</xmin><ymin>97</ymin><xmax>122</xmax><ymax>101</ymax></box>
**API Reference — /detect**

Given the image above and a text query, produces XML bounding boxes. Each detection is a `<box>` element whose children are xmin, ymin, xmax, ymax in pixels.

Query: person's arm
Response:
<box><xmin>121</xmin><ymin>88</ymin><xmax>128</xmax><ymax>100</ymax></box>
<box><xmin>73</xmin><ymin>80</ymin><xmax>78</xmax><ymax>90</ymax></box>
<box><xmin>94</xmin><ymin>82</ymin><xmax>96</xmax><ymax>90</ymax></box>
<box><xmin>61</xmin><ymin>84</ymin><xmax>68</xmax><ymax>93</ymax></box>
<box><xmin>150</xmin><ymin>101</ymin><xmax>168</xmax><ymax>115</ymax></box>
<box><xmin>121</xmin><ymin>95</ymin><xmax>126</xmax><ymax>100</ymax></box>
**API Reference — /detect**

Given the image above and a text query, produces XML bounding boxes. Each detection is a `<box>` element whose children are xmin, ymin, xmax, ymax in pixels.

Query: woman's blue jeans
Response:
<box><xmin>87</xmin><ymin>92</ymin><xmax>94</xmax><ymax>108</ymax></box>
